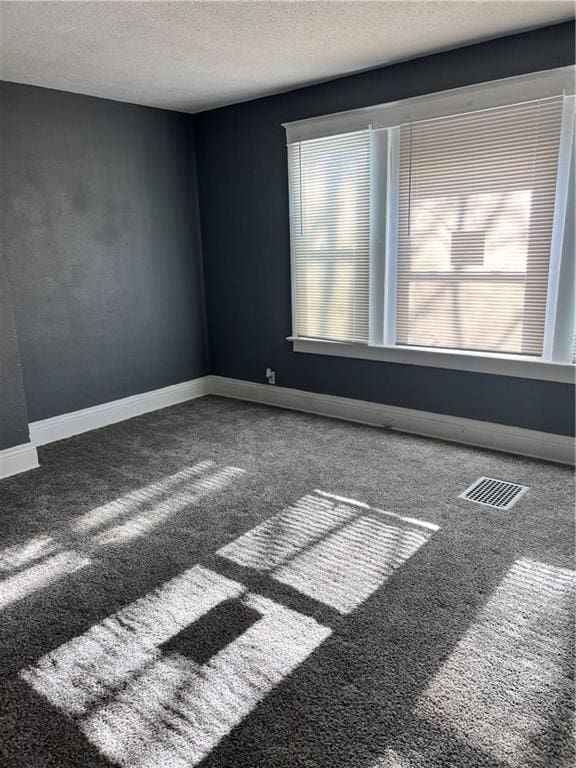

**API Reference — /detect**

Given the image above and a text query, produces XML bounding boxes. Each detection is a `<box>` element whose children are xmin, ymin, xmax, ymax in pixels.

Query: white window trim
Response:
<box><xmin>283</xmin><ymin>66</ymin><xmax>575</xmax><ymax>143</ymax></box>
<box><xmin>368</xmin><ymin>127</ymin><xmax>387</xmax><ymax>346</ymax></box>
<box><xmin>382</xmin><ymin>125</ymin><xmax>399</xmax><ymax>346</ymax></box>
<box><xmin>544</xmin><ymin>95</ymin><xmax>575</xmax><ymax>360</ymax></box>
<box><xmin>285</xmin><ymin>67</ymin><xmax>576</xmax><ymax>381</ymax></box>
<box><xmin>288</xmin><ymin>337</ymin><xmax>574</xmax><ymax>383</ymax></box>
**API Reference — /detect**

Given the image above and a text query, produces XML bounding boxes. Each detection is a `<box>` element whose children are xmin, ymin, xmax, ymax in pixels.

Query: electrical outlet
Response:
<box><xmin>265</xmin><ymin>368</ymin><xmax>276</xmax><ymax>385</ymax></box>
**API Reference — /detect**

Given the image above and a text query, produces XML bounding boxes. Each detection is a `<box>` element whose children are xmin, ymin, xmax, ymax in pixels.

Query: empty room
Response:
<box><xmin>0</xmin><ymin>2</ymin><xmax>574</xmax><ymax>767</ymax></box>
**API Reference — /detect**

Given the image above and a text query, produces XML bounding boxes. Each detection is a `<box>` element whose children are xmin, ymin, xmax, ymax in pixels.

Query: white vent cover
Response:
<box><xmin>459</xmin><ymin>477</ymin><xmax>529</xmax><ymax>510</ymax></box>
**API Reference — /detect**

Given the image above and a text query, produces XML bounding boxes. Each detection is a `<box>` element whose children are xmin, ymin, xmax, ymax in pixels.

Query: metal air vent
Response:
<box><xmin>459</xmin><ymin>477</ymin><xmax>529</xmax><ymax>510</ymax></box>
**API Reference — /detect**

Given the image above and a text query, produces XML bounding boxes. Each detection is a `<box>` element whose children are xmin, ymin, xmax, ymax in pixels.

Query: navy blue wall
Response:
<box><xmin>195</xmin><ymin>22</ymin><xmax>575</xmax><ymax>436</ymax></box>
<box><xmin>1</xmin><ymin>83</ymin><xmax>208</xmax><ymax>424</ymax></box>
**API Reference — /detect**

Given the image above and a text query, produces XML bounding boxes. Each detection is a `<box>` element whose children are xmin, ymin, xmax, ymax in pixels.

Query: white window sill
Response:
<box><xmin>288</xmin><ymin>337</ymin><xmax>575</xmax><ymax>384</ymax></box>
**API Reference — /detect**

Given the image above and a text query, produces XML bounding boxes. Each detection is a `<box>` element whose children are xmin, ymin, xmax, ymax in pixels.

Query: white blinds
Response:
<box><xmin>396</xmin><ymin>97</ymin><xmax>564</xmax><ymax>356</ymax></box>
<box><xmin>288</xmin><ymin>131</ymin><xmax>370</xmax><ymax>343</ymax></box>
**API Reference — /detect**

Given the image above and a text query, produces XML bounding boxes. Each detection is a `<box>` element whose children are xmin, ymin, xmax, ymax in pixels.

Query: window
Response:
<box><xmin>288</xmin><ymin>131</ymin><xmax>371</xmax><ymax>343</ymax></box>
<box><xmin>285</xmin><ymin>68</ymin><xmax>575</xmax><ymax>382</ymax></box>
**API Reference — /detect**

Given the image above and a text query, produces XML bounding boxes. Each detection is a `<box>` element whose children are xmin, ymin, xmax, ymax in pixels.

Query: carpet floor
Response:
<box><xmin>0</xmin><ymin>395</ymin><xmax>573</xmax><ymax>768</ymax></box>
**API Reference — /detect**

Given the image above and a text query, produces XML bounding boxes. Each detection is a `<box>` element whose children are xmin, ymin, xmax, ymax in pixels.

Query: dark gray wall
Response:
<box><xmin>0</xmin><ymin>254</ymin><xmax>30</xmax><ymax>449</ymax></box>
<box><xmin>195</xmin><ymin>22</ymin><xmax>576</xmax><ymax>437</ymax></box>
<box><xmin>0</xmin><ymin>82</ymin><xmax>208</xmax><ymax>424</ymax></box>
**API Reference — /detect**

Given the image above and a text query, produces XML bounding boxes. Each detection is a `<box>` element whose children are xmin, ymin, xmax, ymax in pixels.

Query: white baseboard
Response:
<box><xmin>210</xmin><ymin>376</ymin><xmax>575</xmax><ymax>466</ymax></box>
<box><xmin>29</xmin><ymin>376</ymin><xmax>211</xmax><ymax>447</ymax></box>
<box><xmin>0</xmin><ymin>442</ymin><xmax>39</xmax><ymax>480</ymax></box>
<box><xmin>21</xmin><ymin>372</ymin><xmax>575</xmax><ymax>466</ymax></box>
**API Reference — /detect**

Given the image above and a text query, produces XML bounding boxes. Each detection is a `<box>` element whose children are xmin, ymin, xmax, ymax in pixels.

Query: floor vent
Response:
<box><xmin>459</xmin><ymin>477</ymin><xmax>529</xmax><ymax>510</ymax></box>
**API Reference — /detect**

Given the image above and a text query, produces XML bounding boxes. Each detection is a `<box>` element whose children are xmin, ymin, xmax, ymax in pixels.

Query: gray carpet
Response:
<box><xmin>0</xmin><ymin>395</ymin><xmax>573</xmax><ymax>768</ymax></box>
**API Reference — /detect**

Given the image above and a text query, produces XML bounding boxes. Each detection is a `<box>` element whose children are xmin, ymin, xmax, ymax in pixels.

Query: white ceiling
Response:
<box><xmin>0</xmin><ymin>1</ymin><xmax>573</xmax><ymax>114</ymax></box>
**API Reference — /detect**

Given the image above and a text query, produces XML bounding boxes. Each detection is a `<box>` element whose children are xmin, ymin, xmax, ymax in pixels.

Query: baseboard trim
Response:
<box><xmin>0</xmin><ymin>442</ymin><xmax>40</xmax><ymax>480</ymax></box>
<box><xmin>29</xmin><ymin>377</ymin><xmax>211</xmax><ymax>447</ymax></box>
<box><xmin>22</xmin><ymin>373</ymin><xmax>575</xmax><ymax>465</ymax></box>
<box><xmin>210</xmin><ymin>376</ymin><xmax>575</xmax><ymax>466</ymax></box>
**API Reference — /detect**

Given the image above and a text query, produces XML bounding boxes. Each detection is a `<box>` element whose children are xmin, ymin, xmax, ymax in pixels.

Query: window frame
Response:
<box><xmin>284</xmin><ymin>67</ymin><xmax>576</xmax><ymax>384</ymax></box>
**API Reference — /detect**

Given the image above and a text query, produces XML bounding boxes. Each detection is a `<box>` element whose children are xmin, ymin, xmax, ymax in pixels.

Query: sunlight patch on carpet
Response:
<box><xmin>0</xmin><ymin>550</ymin><xmax>90</xmax><ymax>610</ymax></box>
<box><xmin>370</xmin><ymin>748</ymin><xmax>414</xmax><ymax>767</ymax></box>
<box><xmin>218</xmin><ymin>490</ymin><xmax>435</xmax><ymax>613</ymax></box>
<box><xmin>415</xmin><ymin>558</ymin><xmax>575</xmax><ymax>767</ymax></box>
<box><xmin>91</xmin><ymin>466</ymin><xmax>244</xmax><ymax>547</ymax></box>
<box><xmin>73</xmin><ymin>461</ymin><xmax>216</xmax><ymax>533</ymax></box>
<box><xmin>0</xmin><ymin>461</ymin><xmax>243</xmax><ymax>610</ymax></box>
<box><xmin>21</xmin><ymin>564</ymin><xmax>330</xmax><ymax>768</ymax></box>
<box><xmin>275</xmin><ymin>515</ymin><xmax>430</xmax><ymax>613</ymax></box>
<box><xmin>0</xmin><ymin>535</ymin><xmax>58</xmax><ymax>572</ymax></box>
<box><xmin>217</xmin><ymin>491</ymin><xmax>356</xmax><ymax>571</ymax></box>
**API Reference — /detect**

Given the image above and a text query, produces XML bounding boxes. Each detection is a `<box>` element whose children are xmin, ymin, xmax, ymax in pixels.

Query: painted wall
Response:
<box><xmin>0</xmin><ymin>82</ymin><xmax>208</xmax><ymax>424</ymax></box>
<box><xmin>195</xmin><ymin>22</ymin><xmax>576</xmax><ymax>436</ymax></box>
<box><xmin>0</xmin><ymin>254</ymin><xmax>30</xmax><ymax>450</ymax></box>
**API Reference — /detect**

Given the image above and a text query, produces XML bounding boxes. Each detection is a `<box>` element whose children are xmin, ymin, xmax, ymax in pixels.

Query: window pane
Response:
<box><xmin>289</xmin><ymin>131</ymin><xmax>370</xmax><ymax>343</ymax></box>
<box><xmin>395</xmin><ymin>97</ymin><xmax>564</xmax><ymax>356</ymax></box>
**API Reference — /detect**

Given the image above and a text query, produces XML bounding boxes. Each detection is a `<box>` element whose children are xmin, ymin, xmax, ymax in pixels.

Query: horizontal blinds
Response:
<box><xmin>289</xmin><ymin>131</ymin><xmax>370</xmax><ymax>343</ymax></box>
<box><xmin>396</xmin><ymin>97</ymin><xmax>564</xmax><ymax>356</ymax></box>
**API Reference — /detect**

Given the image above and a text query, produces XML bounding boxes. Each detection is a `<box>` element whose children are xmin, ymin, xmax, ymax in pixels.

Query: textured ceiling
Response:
<box><xmin>0</xmin><ymin>1</ymin><xmax>573</xmax><ymax>114</ymax></box>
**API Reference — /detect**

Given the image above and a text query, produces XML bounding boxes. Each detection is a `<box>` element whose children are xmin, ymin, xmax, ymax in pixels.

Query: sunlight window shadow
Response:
<box><xmin>0</xmin><ymin>535</ymin><xmax>58</xmax><ymax>573</ymax></box>
<box><xmin>0</xmin><ymin>550</ymin><xmax>90</xmax><ymax>610</ymax></box>
<box><xmin>91</xmin><ymin>466</ymin><xmax>244</xmax><ymax>548</ymax></box>
<box><xmin>275</xmin><ymin>515</ymin><xmax>429</xmax><ymax>614</ymax></box>
<box><xmin>73</xmin><ymin>462</ymin><xmax>216</xmax><ymax>533</ymax></box>
<box><xmin>218</xmin><ymin>490</ymin><xmax>437</xmax><ymax>614</ymax></box>
<box><xmin>217</xmin><ymin>492</ymin><xmax>355</xmax><ymax>571</ymax></box>
<box><xmin>22</xmin><ymin>565</ymin><xmax>330</xmax><ymax>768</ymax></box>
<box><xmin>0</xmin><ymin>461</ymin><xmax>243</xmax><ymax>611</ymax></box>
<box><xmin>414</xmin><ymin>558</ymin><xmax>575</xmax><ymax>768</ymax></box>
<box><xmin>370</xmin><ymin>748</ymin><xmax>414</xmax><ymax>767</ymax></box>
